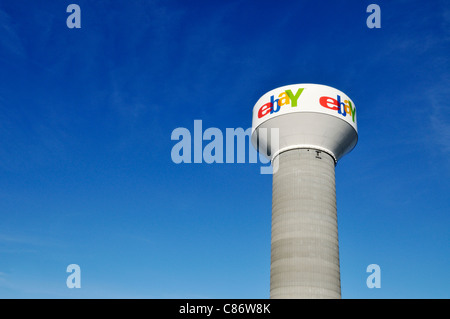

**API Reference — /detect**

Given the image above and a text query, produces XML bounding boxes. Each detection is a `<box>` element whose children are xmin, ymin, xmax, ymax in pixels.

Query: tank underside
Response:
<box><xmin>252</xmin><ymin>112</ymin><xmax>357</xmax><ymax>163</ymax></box>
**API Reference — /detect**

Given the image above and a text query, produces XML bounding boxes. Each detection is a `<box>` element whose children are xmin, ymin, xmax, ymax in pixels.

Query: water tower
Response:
<box><xmin>251</xmin><ymin>84</ymin><xmax>358</xmax><ymax>298</ymax></box>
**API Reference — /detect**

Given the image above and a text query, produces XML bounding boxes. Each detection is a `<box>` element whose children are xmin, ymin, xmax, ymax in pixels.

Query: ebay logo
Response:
<box><xmin>257</xmin><ymin>88</ymin><xmax>304</xmax><ymax>118</ymax></box>
<box><xmin>256</xmin><ymin>87</ymin><xmax>356</xmax><ymax>124</ymax></box>
<box><xmin>319</xmin><ymin>95</ymin><xmax>356</xmax><ymax>123</ymax></box>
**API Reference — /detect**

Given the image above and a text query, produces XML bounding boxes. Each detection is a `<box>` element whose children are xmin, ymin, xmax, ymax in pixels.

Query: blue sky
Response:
<box><xmin>0</xmin><ymin>0</ymin><xmax>449</xmax><ymax>298</ymax></box>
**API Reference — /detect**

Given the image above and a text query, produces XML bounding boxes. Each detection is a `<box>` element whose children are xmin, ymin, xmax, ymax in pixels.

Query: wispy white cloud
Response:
<box><xmin>0</xmin><ymin>232</ymin><xmax>62</xmax><ymax>250</ymax></box>
<box><xmin>427</xmin><ymin>84</ymin><xmax>450</xmax><ymax>153</ymax></box>
<box><xmin>0</xmin><ymin>7</ymin><xmax>25</xmax><ymax>58</ymax></box>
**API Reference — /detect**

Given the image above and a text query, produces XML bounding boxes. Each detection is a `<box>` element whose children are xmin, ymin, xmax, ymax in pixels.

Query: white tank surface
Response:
<box><xmin>252</xmin><ymin>83</ymin><xmax>357</xmax><ymax>163</ymax></box>
<box><xmin>251</xmin><ymin>84</ymin><xmax>358</xmax><ymax>299</ymax></box>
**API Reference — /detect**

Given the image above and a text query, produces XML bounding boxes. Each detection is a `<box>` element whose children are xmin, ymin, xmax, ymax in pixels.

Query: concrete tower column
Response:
<box><xmin>270</xmin><ymin>148</ymin><xmax>340</xmax><ymax>299</ymax></box>
<box><xmin>251</xmin><ymin>83</ymin><xmax>358</xmax><ymax>299</ymax></box>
